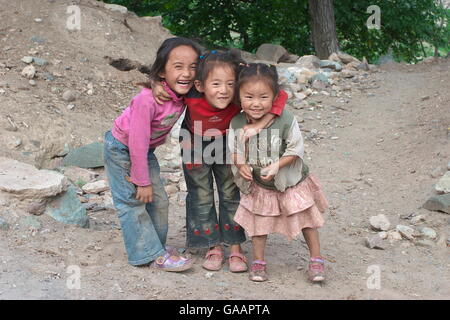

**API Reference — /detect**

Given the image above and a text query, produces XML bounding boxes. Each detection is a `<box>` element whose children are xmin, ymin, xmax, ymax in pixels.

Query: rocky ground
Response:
<box><xmin>1</xmin><ymin>0</ymin><xmax>449</xmax><ymax>300</ymax></box>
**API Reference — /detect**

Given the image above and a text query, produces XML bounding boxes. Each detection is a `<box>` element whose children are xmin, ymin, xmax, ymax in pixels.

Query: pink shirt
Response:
<box><xmin>112</xmin><ymin>85</ymin><xmax>185</xmax><ymax>186</ymax></box>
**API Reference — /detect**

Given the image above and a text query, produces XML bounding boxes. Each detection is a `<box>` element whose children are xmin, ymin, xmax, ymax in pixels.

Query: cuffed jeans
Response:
<box><xmin>103</xmin><ymin>130</ymin><xmax>169</xmax><ymax>266</ymax></box>
<box><xmin>180</xmin><ymin>129</ymin><xmax>246</xmax><ymax>248</ymax></box>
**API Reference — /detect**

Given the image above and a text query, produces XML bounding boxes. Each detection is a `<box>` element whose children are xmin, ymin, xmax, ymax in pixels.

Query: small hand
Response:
<box><xmin>240</xmin><ymin>124</ymin><xmax>262</xmax><ymax>142</ymax></box>
<box><xmin>260</xmin><ymin>163</ymin><xmax>279</xmax><ymax>182</ymax></box>
<box><xmin>136</xmin><ymin>185</ymin><xmax>153</xmax><ymax>203</ymax></box>
<box><xmin>238</xmin><ymin>164</ymin><xmax>253</xmax><ymax>181</ymax></box>
<box><xmin>152</xmin><ymin>81</ymin><xmax>172</xmax><ymax>105</ymax></box>
<box><xmin>125</xmin><ymin>176</ymin><xmax>153</xmax><ymax>203</ymax></box>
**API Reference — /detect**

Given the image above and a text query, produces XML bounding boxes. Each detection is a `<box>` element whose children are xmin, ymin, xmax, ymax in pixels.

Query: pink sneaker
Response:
<box><xmin>151</xmin><ymin>252</ymin><xmax>194</xmax><ymax>272</ymax></box>
<box><xmin>308</xmin><ymin>257</ymin><xmax>325</xmax><ymax>282</ymax></box>
<box><xmin>249</xmin><ymin>260</ymin><xmax>268</xmax><ymax>282</ymax></box>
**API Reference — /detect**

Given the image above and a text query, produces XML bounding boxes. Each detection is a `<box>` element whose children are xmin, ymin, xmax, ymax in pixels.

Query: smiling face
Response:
<box><xmin>158</xmin><ymin>45</ymin><xmax>198</xmax><ymax>95</ymax></box>
<box><xmin>195</xmin><ymin>64</ymin><xmax>235</xmax><ymax>109</ymax></box>
<box><xmin>239</xmin><ymin>79</ymin><xmax>275</xmax><ymax>122</ymax></box>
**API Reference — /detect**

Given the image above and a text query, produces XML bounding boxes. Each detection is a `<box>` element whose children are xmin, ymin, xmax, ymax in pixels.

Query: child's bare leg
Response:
<box><xmin>252</xmin><ymin>235</ymin><xmax>267</xmax><ymax>261</ymax></box>
<box><xmin>302</xmin><ymin>228</ymin><xmax>321</xmax><ymax>258</ymax></box>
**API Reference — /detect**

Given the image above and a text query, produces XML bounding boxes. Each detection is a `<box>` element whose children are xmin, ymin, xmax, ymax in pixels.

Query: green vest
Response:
<box><xmin>231</xmin><ymin>110</ymin><xmax>309</xmax><ymax>190</ymax></box>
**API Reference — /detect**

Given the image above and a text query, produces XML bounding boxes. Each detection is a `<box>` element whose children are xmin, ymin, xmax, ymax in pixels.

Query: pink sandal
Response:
<box><xmin>202</xmin><ymin>248</ymin><xmax>224</xmax><ymax>271</ymax></box>
<box><xmin>229</xmin><ymin>252</ymin><xmax>248</xmax><ymax>273</ymax></box>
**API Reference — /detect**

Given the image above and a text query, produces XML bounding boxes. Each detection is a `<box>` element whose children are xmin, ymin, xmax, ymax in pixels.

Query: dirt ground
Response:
<box><xmin>0</xmin><ymin>0</ymin><xmax>449</xmax><ymax>300</ymax></box>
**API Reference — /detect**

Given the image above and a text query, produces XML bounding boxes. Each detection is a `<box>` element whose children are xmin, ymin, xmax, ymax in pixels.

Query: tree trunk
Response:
<box><xmin>308</xmin><ymin>0</ymin><xmax>339</xmax><ymax>59</ymax></box>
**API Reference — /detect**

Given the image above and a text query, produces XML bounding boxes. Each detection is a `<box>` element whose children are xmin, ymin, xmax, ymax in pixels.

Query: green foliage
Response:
<box><xmin>101</xmin><ymin>0</ymin><xmax>449</xmax><ymax>63</ymax></box>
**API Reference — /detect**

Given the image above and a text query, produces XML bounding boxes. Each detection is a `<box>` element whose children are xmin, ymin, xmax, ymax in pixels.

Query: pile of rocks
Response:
<box><xmin>365</xmin><ymin>213</ymin><xmax>442</xmax><ymax>250</ymax></box>
<box><xmin>236</xmin><ymin>44</ymin><xmax>378</xmax><ymax>112</ymax></box>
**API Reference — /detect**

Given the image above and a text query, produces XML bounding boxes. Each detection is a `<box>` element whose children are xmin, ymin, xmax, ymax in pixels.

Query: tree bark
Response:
<box><xmin>308</xmin><ymin>0</ymin><xmax>340</xmax><ymax>59</ymax></box>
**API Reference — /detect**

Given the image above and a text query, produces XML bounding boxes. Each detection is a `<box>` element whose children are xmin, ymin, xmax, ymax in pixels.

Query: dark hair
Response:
<box><xmin>138</xmin><ymin>37</ymin><xmax>202</xmax><ymax>88</ymax></box>
<box><xmin>236</xmin><ymin>63</ymin><xmax>279</xmax><ymax>102</ymax></box>
<box><xmin>195</xmin><ymin>50</ymin><xmax>246</xmax><ymax>84</ymax></box>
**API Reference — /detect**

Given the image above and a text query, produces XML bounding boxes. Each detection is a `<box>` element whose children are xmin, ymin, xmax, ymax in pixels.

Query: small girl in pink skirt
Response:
<box><xmin>228</xmin><ymin>63</ymin><xmax>328</xmax><ymax>282</ymax></box>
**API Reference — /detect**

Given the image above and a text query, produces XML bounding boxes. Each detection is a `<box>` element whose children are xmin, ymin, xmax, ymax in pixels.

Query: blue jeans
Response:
<box><xmin>103</xmin><ymin>131</ymin><xmax>169</xmax><ymax>266</ymax></box>
<box><xmin>180</xmin><ymin>127</ymin><xmax>246</xmax><ymax>248</ymax></box>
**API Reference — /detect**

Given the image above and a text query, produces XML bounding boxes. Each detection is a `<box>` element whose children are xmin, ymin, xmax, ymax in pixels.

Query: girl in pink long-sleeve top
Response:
<box><xmin>104</xmin><ymin>37</ymin><xmax>201</xmax><ymax>271</ymax></box>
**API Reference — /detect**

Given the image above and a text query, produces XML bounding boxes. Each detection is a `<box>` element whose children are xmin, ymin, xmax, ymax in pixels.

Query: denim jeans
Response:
<box><xmin>180</xmin><ymin>129</ymin><xmax>246</xmax><ymax>248</ymax></box>
<box><xmin>103</xmin><ymin>131</ymin><xmax>169</xmax><ymax>266</ymax></box>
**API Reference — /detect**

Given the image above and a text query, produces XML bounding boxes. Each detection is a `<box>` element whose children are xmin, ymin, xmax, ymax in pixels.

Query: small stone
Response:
<box><xmin>0</xmin><ymin>89</ymin><xmax>5</xmax><ymax>95</ymax></box>
<box><xmin>67</xmin><ymin>104</ymin><xmax>75</xmax><ymax>110</ymax></box>
<box><xmin>164</xmin><ymin>184</ymin><xmax>178</xmax><ymax>196</ymax></box>
<box><xmin>387</xmin><ymin>230</ymin><xmax>402</xmax><ymax>241</ymax></box>
<box><xmin>32</xmin><ymin>57</ymin><xmax>48</xmax><ymax>66</ymax></box>
<box><xmin>179</xmin><ymin>181</ymin><xmax>187</xmax><ymax>192</ymax></box>
<box><xmin>420</xmin><ymin>227</ymin><xmax>437</xmax><ymax>239</ymax></box>
<box><xmin>435</xmin><ymin>171</ymin><xmax>450</xmax><ymax>194</ymax></box>
<box><xmin>81</xmin><ymin>180</ymin><xmax>109</xmax><ymax>194</ymax></box>
<box><xmin>423</xmin><ymin>193</ymin><xmax>450</xmax><ymax>214</ymax></box>
<box><xmin>330</xmin><ymin>136</ymin><xmax>339</xmax><ymax>140</ymax></box>
<box><xmin>365</xmin><ymin>234</ymin><xmax>387</xmax><ymax>250</ymax></box>
<box><xmin>369</xmin><ymin>214</ymin><xmax>391</xmax><ymax>231</ymax></box>
<box><xmin>62</xmin><ymin>90</ymin><xmax>77</xmax><ymax>102</ymax></box>
<box><xmin>204</xmin><ymin>272</ymin><xmax>214</xmax><ymax>279</ymax></box>
<box><xmin>396</xmin><ymin>225</ymin><xmax>415</xmax><ymax>240</ymax></box>
<box><xmin>294</xmin><ymin>92</ymin><xmax>307</xmax><ymax>100</ymax></box>
<box><xmin>447</xmin><ymin>161</ymin><xmax>450</xmax><ymax>170</ymax></box>
<box><xmin>415</xmin><ymin>239</ymin><xmax>435</xmax><ymax>247</ymax></box>
<box><xmin>21</xmin><ymin>65</ymin><xmax>36</xmax><ymax>79</ymax></box>
<box><xmin>430</xmin><ymin>166</ymin><xmax>444</xmax><ymax>178</ymax></box>
<box><xmin>378</xmin><ymin>231</ymin><xmax>388</xmax><ymax>239</ymax></box>
<box><xmin>34</xmin><ymin>18</ymin><xmax>43</xmax><ymax>23</ymax></box>
<box><xmin>421</xmin><ymin>95</ymin><xmax>430</xmax><ymax>101</ymax></box>
<box><xmin>410</xmin><ymin>214</ymin><xmax>427</xmax><ymax>225</ymax></box>
<box><xmin>29</xmin><ymin>80</ymin><xmax>37</xmax><ymax>86</ymax></box>
<box><xmin>0</xmin><ymin>218</ymin><xmax>10</xmax><ymax>231</ymax></box>
<box><xmin>21</xmin><ymin>56</ymin><xmax>33</xmax><ymax>64</ymax></box>
<box><xmin>27</xmin><ymin>201</ymin><xmax>47</xmax><ymax>215</ymax></box>
<box><xmin>104</xmin><ymin>3</ymin><xmax>128</xmax><ymax>14</ymax></box>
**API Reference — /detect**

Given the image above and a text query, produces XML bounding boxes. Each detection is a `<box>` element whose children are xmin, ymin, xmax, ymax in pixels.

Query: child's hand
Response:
<box><xmin>241</xmin><ymin>123</ymin><xmax>262</xmax><ymax>141</ymax></box>
<box><xmin>152</xmin><ymin>81</ymin><xmax>172</xmax><ymax>105</ymax></box>
<box><xmin>238</xmin><ymin>164</ymin><xmax>253</xmax><ymax>181</ymax></box>
<box><xmin>125</xmin><ymin>176</ymin><xmax>153</xmax><ymax>203</ymax></box>
<box><xmin>260</xmin><ymin>163</ymin><xmax>279</xmax><ymax>182</ymax></box>
<box><xmin>136</xmin><ymin>185</ymin><xmax>153</xmax><ymax>203</ymax></box>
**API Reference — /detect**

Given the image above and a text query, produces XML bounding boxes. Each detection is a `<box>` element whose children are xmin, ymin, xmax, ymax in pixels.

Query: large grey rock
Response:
<box><xmin>296</xmin><ymin>55</ymin><xmax>321</xmax><ymax>69</ymax></box>
<box><xmin>62</xmin><ymin>142</ymin><xmax>104</xmax><ymax>168</ymax></box>
<box><xmin>256</xmin><ymin>44</ymin><xmax>288</xmax><ymax>63</ymax></box>
<box><xmin>435</xmin><ymin>171</ymin><xmax>450</xmax><ymax>194</ymax></box>
<box><xmin>45</xmin><ymin>185</ymin><xmax>89</xmax><ymax>228</ymax></box>
<box><xmin>0</xmin><ymin>157</ymin><xmax>68</xmax><ymax>200</ymax></box>
<box><xmin>423</xmin><ymin>193</ymin><xmax>450</xmax><ymax>214</ymax></box>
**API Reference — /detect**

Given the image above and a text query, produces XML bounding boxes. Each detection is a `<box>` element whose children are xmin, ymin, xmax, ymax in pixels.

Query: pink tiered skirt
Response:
<box><xmin>234</xmin><ymin>174</ymin><xmax>328</xmax><ymax>241</ymax></box>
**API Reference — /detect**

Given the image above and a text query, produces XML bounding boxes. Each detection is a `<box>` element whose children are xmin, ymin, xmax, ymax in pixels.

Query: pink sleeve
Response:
<box><xmin>128</xmin><ymin>95</ymin><xmax>155</xmax><ymax>186</ymax></box>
